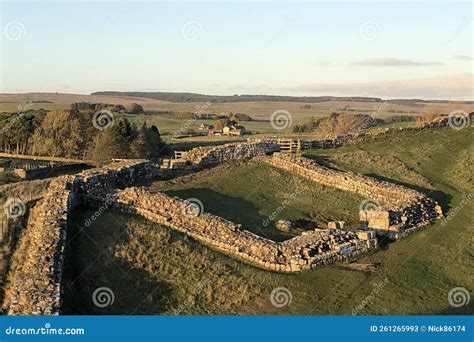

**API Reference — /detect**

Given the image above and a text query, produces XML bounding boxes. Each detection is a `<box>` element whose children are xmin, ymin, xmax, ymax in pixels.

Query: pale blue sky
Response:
<box><xmin>1</xmin><ymin>0</ymin><xmax>473</xmax><ymax>99</ymax></box>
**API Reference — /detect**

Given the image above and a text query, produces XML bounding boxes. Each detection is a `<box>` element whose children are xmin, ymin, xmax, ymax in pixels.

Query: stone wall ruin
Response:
<box><xmin>1</xmin><ymin>131</ymin><xmax>444</xmax><ymax>315</ymax></box>
<box><xmin>162</xmin><ymin>141</ymin><xmax>279</xmax><ymax>169</ymax></box>
<box><xmin>264</xmin><ymin>153</ymin><xmax>442</xmax><ymax>237</ymax></box>
<box><xmin>86</xmin><ymin>187</ymin><xmax>376</xmax><ymax>273</ymax></box>
<box><xmin>2</xmin><ymin>160</ymin><xmax>156</xmax><ymax>315</ymax></box>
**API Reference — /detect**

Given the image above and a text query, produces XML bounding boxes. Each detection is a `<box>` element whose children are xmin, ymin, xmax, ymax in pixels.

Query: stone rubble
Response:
<box><xmin>86</xmin><ymin>187</ymin><xmax>377</xmax><ymax>274</ymax></box>
<box><xmin>264</xmin><ymin>153</ymin><xmax>442</xmax><ymax>237</ymax></box>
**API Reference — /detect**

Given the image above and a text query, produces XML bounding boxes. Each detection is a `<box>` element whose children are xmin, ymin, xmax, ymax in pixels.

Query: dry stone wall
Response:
<box><xmin>2</xmin><ymin>123</ymin><xmax>447</xmax><ymax>315</ymax></box>
<box><xmin>86</xmin><ymin>187</ymin><xmax>377</xmax><ymax>273</ymax></box>
<box><xmin>249</xmin><ymin>116</ymin><xmax>463</xmax><ymax>150</ymax></box>
<box><xmin>13</xmin><ymin>163</ymin><xmax>89</xmax><ymax>180</ymax></box>
<box><xmin>264</xmin><ymin>153</ymin><xmax>442</xmax><ymax>236</ymax></box>
<box><xmin>2</xmin><ymin>160</ymin><xmax>156</xmax><ymax>315</ymax></box>
<box><xmin>179</xmin><ymin>141</ymin><xmax>279</xmax><ymax>166</ymax></box>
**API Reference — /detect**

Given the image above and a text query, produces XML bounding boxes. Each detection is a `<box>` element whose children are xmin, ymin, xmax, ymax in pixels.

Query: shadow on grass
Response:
<box><xmin>62</xmin><ymin>210</ymin><xmax>175</xmax><ymax>315</ymax></box>
<box><xmin>164</xmin><ymin>187</ymin><xmax>293</xmax><ymax>242</ymax></box>
<box><xmin>301</xmin><ymin>154</ymin><xmax>452</xmax><ymax>214</ymax></box>
<box><xmin>301</xmin><ymin>154</ymin><xmax>339</xmax><ymax>169</ymax></box>
<box><xmin>365</xmin><ymin>173</ymin><xmax>452</xmax><ymax>214</ymax></box>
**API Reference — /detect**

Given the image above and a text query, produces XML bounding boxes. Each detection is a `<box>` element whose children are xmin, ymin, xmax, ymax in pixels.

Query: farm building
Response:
<box><xmin>223</xmin><ymin>125</ymin><xmax>246</xmax><ymax>135</ymax></box>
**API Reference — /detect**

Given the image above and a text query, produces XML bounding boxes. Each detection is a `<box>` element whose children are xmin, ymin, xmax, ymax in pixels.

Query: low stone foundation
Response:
<box><xmin>1</xmin><ymin>132</ymin><xmax>445</xmax><ymax>315</ymax></box>
<box><xmin>264</xmin><ymin>153</ymin><xmax>442</xmax><ymax>236</ymax></box>
<box><xmin>86</xmin><ymin>187</ymin><xmax>377</xmax><ymax>273</ymax></box>
<box><xmin>2</xmin><ymin>160</ymin><xmax>156</xmax><ymax>315</ymax></box>
<box><xmin>12</xmin><ymin>163</ymin><xmax>90</xmax><ymax>180</ymax></box>
<box><xmin>169</xmin><ymin>141</ymin><xmax>279</xmax><ymax>168</ymax></box>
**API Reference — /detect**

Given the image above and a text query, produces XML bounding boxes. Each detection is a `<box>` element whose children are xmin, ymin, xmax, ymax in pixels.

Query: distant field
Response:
<box><xmin>62</xmin><ymin>127</ymin><xmax>473</xmax><ymax>315</ymax></box>
<box><xmin>1</xmin><ymin>93</ymin><xmax>472</xmax><ymax>142</ymax></box>
<box><xmin>2</xmin><ymin>92</ymin><xmax>473</xmax><ymax>126</ymax></box>
<box><xmin>0</xmin><ymin>92</ymin><xmax>169</xmax><ymax>112</ymax></box>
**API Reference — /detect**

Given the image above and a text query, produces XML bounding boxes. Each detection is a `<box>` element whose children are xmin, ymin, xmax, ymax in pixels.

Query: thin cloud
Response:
<box><xmin>451</xmin><ymin>55</ymin><xmax>474</xmax><ymax>61</ymax></box>
<box><xmin>278</xmin><ymin>73</ymin><xmax>473</xmax><ymax>100</ymax></box>
<box><xmin>350</xmin><ymin>58</ymin><xmax>443</xmax><ymax>67</ymax></box>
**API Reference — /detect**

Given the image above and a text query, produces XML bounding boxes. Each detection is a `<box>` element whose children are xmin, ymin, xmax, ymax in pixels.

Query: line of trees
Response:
<box><xmin>70</xmin><ymin>102</ymin><xmax>144</xmax><ymax>114</ymax></box>
<box><xmin>0</xmin><ymin>111</ymin><xmax>46</xmax><ymax>154</ymax></box>
<box><xmin>89</xmin><ymin>118</ymin><xmax>165</xmax><ymax>165</ymax></box>
<box><xmin>0</xmin><ymin>108</ymin><xmax>165</xmax><ymax>165</ymax></box>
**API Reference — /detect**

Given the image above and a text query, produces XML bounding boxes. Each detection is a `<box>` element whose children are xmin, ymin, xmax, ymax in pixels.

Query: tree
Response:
<box><xmin>31</xmin><ymin>110</ymin><xmax>85</xmax><ymax>158</ymax></box>
<box><xmin>229</xmin><ymin>113</ymin><xmax>253</xmax><ymax>121</ymax></box>
<box><xmin>127</xmin><ymin>103</ymin><xmax>144</xmax><ymax>114</ymax></box>
<box><xmin>147</xmin><ymin>124</ymin><xmax>165</xmax><ymax>158</ymax></box>
<box><xmin>114</xmin><ymin>117</ymin><xmax>133</xmax><ymax>140</ymax></box>
<box><xmin>88</xmin><ymin>129</ymin><xmax>130</xmax><ymax>165</ymax></box>
<box><xmin>130</xmin><ymin>122</ymin><xmax>150</xmax><ymax>158</ymax></box>
<box><xmin>111</xmin><ymin>104</ymin><xmax>126</xmax><ymax>113</ymax></box>
<box><xmin>213</xmin><ymin>118</ymin><xmax>237</xmax><ymax>130</ymax></box>
<box><xmin>0</xmin><ymin>112</ymin><xmax>43</xmax><ymax>154</ymax></box>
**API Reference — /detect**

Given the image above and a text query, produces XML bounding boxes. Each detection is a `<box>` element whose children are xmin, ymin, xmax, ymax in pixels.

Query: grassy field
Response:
<box><xmin>2</xmin><ymin>93</ymin><xmax>472</xmax><ymax>138</ymax></box>
<box><xmin>0</xmin><ymin>172</ymin><xmax>20</xmax><ymax>186</ymax></box>
<box><xmin>2</xmin><ymin>92</ymin><xmax>471</xmax><ymax>118</ymax></box>
<box><xmin>62</xmin><ymin>126</ymin><xmax>473</xmax><ymax>315</ymax></box>
<box><xmin>148</xmin><ymin>161</ymin><xmax>366</xmax><ymax>241</ymax></box>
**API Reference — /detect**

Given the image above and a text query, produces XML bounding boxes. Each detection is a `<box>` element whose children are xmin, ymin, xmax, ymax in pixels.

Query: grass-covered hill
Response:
<box><xmin>91</xmin><ymin>91</ymin><xmax>383</xmax><ymax>104</ymax></box>
<box><xmin>61</xmin><ymin>126</ymin><xmax>472</xmax><ymax>315</ymax></box>
<box><xmin>91</xmin><ymin>91</ymin><xmax>474</xmax><ymax>105</ymax></box>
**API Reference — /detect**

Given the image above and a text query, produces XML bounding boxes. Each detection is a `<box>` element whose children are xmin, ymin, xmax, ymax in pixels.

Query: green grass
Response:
<box><xmin>0</xmin><ymin>172</ymin><xmax>20</xmax><ymax>186</ymax></box>
<box><xmin>149</xmin><ymin>161</ymin><xmax>365</xmax><ymax>241</ymax></box>
<box><xmin>124</xmin><ymin>113</ymin><xmax>292</xmax><ymax>141</ymax></box>
<box><xmin>62</xmin><ymin>211</ymin><xmax>266</xmax><ymax>315</ymax></box>
<box><xmin>62</xmin><ymin>127</ymin><xmax>473</xmax><ymax>315</ymax></box>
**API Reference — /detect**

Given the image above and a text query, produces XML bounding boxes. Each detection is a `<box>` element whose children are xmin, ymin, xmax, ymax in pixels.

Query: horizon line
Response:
<box><xmin>0</xmin><ymin>91</ymin><xmax>472</xmax><ymax>103</ymax></box>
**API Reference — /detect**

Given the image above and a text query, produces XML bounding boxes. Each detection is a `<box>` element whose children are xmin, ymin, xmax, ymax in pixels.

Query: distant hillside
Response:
<box><xmin>91</xmin><ymin>91</ymin><xmax>383</xmax><ymax>104</ymax></box>
<box><xmin>386</xmin><ymin>99</ymin><xmax>474</xmax><ymax>106</ymax></box>
<box><xmin>92</xmin><ymin>91</ymin><xmax>474</xmax><ymax>105</ymax></box>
